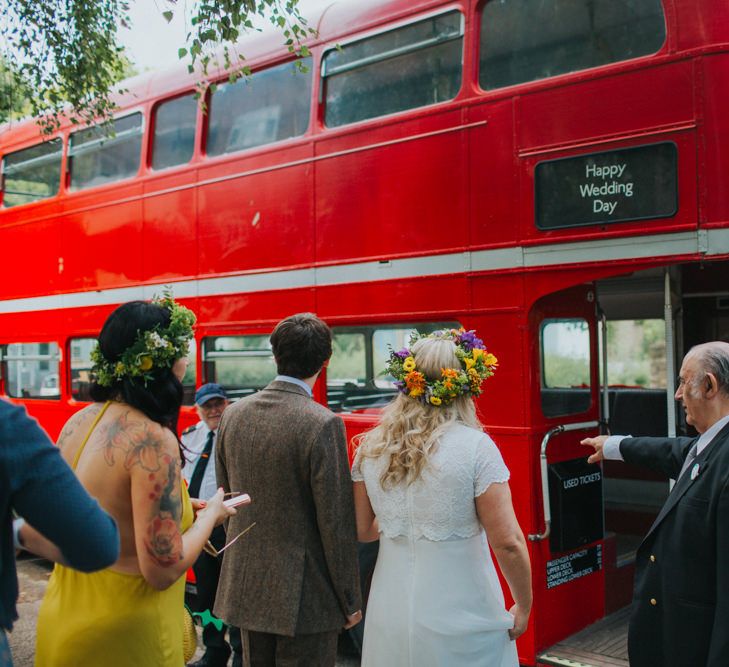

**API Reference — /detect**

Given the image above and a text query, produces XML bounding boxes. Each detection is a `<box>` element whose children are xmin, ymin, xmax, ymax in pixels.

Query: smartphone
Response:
<box><xmin>223</xmin><ymin>493</ymin><xmax>252</xmax><ymax>508</ymax></box>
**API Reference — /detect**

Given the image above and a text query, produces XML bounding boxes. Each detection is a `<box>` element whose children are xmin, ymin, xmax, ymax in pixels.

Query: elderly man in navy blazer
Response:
<box><xmin>582</xmin><ymin>341</ymin><xmax>729</xmax><ymax>667</ymax></box>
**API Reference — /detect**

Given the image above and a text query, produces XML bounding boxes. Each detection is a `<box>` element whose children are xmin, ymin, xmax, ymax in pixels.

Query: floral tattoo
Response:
<box><xmin>145</xmin><ymin>455</ymin><xmax>183</xmax><ymax>566</ymax></box>
<box><xmin>57</xmin><ymin>403</ymin><xmax>102</xmax><ymax>451</ymax></box>
<box><xmin>98</xmin><ymin>411</ymin><xmax>184</xmax><ymax>566</ymax></box>
<box><xmin>100</xmin><ymin>412</ymin><xmax>164</xmax><ymax>472</ymax></box>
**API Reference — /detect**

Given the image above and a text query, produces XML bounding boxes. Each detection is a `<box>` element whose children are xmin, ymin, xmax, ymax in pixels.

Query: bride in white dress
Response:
<box><xmin>352</xmin><ymin>329</ymin><xmax>532</xmax><ymax>667</ymax></box>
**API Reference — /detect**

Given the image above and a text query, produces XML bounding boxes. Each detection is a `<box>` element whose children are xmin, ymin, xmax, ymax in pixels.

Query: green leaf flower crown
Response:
<box><xmin>91</xmin><ymin>289</ymin><xmax>196</xmax><ymax>387</ymax></box>
<box><xmin>386</xmin><ymin>328</ymin><xmax>497</xmax><ymax>406</ymax></box>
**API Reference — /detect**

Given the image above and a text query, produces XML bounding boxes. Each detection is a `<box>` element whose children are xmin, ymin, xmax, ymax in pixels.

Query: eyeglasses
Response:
<box><xmin>203</xmin><ymin>521</ymin><xmax>256</xmax><ymax>558</ymax></box>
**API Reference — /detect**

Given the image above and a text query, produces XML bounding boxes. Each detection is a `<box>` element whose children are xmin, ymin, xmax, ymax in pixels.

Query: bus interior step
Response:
<box><xmin>537</xmin><ymin>606</ymin><xmax>630</xmax><ymax>667</ymax></box>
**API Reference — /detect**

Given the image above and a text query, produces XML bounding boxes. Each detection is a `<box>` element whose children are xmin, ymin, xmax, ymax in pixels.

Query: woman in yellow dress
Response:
<box><xmin>35</xmin><ymin>294</ymin><xmax>236</xmax><ymax>666</ymax></box>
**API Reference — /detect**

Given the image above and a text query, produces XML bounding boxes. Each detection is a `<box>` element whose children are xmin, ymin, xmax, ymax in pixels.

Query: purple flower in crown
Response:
<box><xmin>393</xmin><ymin>380</ymin><xmax>406</xmax><ymax>392</ymax></box>
<box><xmin>456</xmin><ymin>329</ymin><xmax>484</xmax><ymax>352</ymax></box>
<box><xmin>395</xmin><ymin>348</ymin><xmax>411</xmax><ymax>359</ymax></box>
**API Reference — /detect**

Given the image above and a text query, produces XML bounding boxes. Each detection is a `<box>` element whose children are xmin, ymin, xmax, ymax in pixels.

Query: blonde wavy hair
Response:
<box><xmin>356</xmin><ymin>335</ymin><xmax>483</xmax><ymax>488</ymax></box>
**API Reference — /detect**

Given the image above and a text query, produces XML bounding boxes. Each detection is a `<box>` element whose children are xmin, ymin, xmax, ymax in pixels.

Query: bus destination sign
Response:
<box><xmin>535</xmin><ymin>142</ymin><xmax>678</xmax><ymax>230</ymax></box>
<box><xmin>546</xmin><ymin>544</ymin><xmax>602</xmax><ymax>590</ymax></box>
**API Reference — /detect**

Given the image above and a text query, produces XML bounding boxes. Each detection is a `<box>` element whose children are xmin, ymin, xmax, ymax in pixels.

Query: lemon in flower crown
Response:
<box><xmin>91</xmin><ymin>289</ymin><xmax>196</xmax><ymax>387</ymax></box>
<box><xmin>386</xmin><ymin>328</ymin><xmax>497</xmax><ymax>406</ymax></box>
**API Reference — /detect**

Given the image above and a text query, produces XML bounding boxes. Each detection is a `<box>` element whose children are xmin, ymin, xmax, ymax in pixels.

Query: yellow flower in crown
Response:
<box><xmin>115</xmin><ymin>362</ymin><xmax>125</xmax><ymax>375</ymax></box>
<box><xmin>484</xmin><ymin>353</ymin><xmax>498</xmax><ymax>366</ymax></box>
<box><xmin>442</xmin><ymin>368</ymin><xmax>459</xmax><ymax>379</ymax></box>
<box><xmin>403</xmin><ymin>356</ymin><xmax>417</xmax><ymax>372</ymax></box>
<box><xmin>472</xmin><ymin>348</ymin><xmax>484</xmax><ymax>359</ymax></box>
<box><xmin>464</xmin><ymin>357</ymin><xmax>475</xmax><ymax>370</ymax></box>
<box><xmin>430</xmin><ymin>396</ymin><xmax>442</xmax><ymax>406</ymax></box>
<box><xmin>410</xmin><ymin>387</ymin><xmax>425</xmax><ymax>398</ymax></box>
<box><xmin>139</xmin><ymin>355</ymin><xmax>154</xmax><ymax>372</ymax></box>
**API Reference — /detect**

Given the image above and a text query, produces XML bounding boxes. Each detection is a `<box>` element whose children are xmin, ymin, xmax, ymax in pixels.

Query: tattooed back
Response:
<box><xmin>56</xmin><ymin>401</ymin><xmax>185</xmax><ymax>576</ymax></box>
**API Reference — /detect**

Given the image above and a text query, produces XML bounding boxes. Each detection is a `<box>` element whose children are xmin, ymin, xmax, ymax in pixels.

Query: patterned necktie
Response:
<box><xmin>677</xmin><ymin>442</ymin><xmax>699</xmax><ymax>482</ymax></box>
<box><xmin>188</xmin><ymin>430</ymin><xmax>214</xmax><ymax>498</ymax></box>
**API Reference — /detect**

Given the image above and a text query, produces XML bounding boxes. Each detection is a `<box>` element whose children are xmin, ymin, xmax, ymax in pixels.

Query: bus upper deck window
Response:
<box><xmin>322</xmin><ymin>11</ymin><xmax>463</xmax><ymax>128</ymax></box>
<box><xmin>68</xmin><ymin>113</ymin><xmax>143</xmax><ymax>191</ymax></box>
<box><xmin>540</xmin><ymin>319</ymin><xmax>591</xmax><ymax>417</ymax></box>
<box><xmin>479</xmin><ymin>0</ymin><xmax>666</xmax><ymax>91</ymax></box>
<box><xmin>1</xmin><ymin>139</ymin><xmax>62</xmax><ymax>208</ymax></box>
<box><xmin>206</xmin><ymin>59</ymin><xmax>312</xmax><ymax>157</ymax></box>
<box><xmin>152</xmin><ymin>94</ymin><xmax>197</xmax><ymax>170</ymax></box>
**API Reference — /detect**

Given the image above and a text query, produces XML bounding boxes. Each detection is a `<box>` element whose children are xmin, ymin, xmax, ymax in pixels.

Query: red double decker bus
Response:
<box><xmin>2</xmin><ymin>0</ymin><xmax>728</xmax><ymax>663</ymax></box>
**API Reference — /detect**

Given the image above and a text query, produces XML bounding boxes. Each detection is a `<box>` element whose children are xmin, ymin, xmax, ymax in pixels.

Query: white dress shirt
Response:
<box><xmin>181</xmin><ymin>421</ymin><xmax>219</xmax><ymax>501</ymax></box>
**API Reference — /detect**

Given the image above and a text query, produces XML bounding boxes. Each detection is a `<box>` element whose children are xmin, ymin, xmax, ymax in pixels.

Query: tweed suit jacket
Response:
<box><xmin>619</xmin><ymin>420</ymin><xmax>729</xmax><ymax>667</ymax></box>
<box><xmin>214</xmin><ymin>380</ymin><xmax>361</xmax><ymax>637</ymax></box>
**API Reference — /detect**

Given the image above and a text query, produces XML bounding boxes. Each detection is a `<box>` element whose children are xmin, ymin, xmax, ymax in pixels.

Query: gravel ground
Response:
<box><xmin>9</xmin><ymin>555</ymin><xmax>360</xmax><ymax>667</ymax></box>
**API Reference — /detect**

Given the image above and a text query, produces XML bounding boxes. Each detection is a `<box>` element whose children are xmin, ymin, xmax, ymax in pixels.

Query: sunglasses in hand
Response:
<box><xmin>203</xmin><ymin>521</ymin><xmax>256</xmax><ymax>557</ymax></box>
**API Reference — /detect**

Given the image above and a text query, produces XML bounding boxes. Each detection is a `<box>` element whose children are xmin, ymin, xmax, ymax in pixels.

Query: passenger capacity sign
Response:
<box><xmin>546</xmin><ymin>545</ymin><xmax>602</xmax><ymax>589</ymax></box>
<box><xmin>535</xmin><ymin>142</ymin><xmax>678</xmax><ymax>229</ymax></box>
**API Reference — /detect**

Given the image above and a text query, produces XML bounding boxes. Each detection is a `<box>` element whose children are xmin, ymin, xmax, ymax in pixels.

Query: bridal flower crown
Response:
<box><xmin>386</xmin><ymin>328</ymin><xmax>497</xmax><ymax>406</ymax></box>
<box><xmin>91</xmin><ymin>289</ymin><xmax>196</xmax><ymax>387</ymax></box>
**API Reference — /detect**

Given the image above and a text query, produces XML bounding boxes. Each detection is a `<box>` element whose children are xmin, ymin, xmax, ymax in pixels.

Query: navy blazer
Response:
<box><xmin>620</xmin><ymin>421</ymin><xmax>729</xmax><ymax>667</ymax></box>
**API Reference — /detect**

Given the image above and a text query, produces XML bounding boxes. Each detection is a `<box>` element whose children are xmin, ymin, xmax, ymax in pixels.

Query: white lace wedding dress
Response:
<box><xmin>352</xmin><ymin>423</ymin><xmax>518</xmax><ymax>667</ymax></box>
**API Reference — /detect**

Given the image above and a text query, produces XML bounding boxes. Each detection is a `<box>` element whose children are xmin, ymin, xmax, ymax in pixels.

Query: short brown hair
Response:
<box><xmin>270</xmin><ymin>313</ymin><xmax>332</xmax><ymax>379</ymax></box>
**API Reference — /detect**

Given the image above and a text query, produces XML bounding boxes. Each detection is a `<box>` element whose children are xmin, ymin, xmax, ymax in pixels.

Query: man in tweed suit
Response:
<box><xmin>214</xmin><ymin>313</ymin><xmax>362</xmax><ymax>666</ymax></box>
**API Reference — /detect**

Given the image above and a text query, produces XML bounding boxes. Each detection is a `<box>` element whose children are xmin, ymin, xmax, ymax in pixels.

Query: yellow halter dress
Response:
<box><xmin>35</xmin><ymin>403</ymin><xmax>194</xmax><ymax>666</ymax></box>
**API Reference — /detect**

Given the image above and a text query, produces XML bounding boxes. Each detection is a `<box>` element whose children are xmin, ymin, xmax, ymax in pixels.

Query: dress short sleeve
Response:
<box><xmin>474</xmin><ymin>434</ymin><xmax>510</xmax><ymax>497</ymax></box>
<box><xmin>351</xmin><ymin>445</ymin><xmax>365</xmax><ymax>482</ymax></box>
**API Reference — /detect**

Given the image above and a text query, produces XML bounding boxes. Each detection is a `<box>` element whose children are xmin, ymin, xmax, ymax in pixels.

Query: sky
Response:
<box><xmin>118</xmin><ymin>0</ymin><xmax>332</xmax><ymax>73</ymax></box>
<box><xmin>118</xmin><ymin>1</ymin><xmax>194</xmax><ymax>72</ymax></box>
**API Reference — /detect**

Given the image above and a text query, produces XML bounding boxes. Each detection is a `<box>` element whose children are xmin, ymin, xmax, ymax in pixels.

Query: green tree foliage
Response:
<box><xmin>1</xmin><ymin>1</ymin><xmax>315</xmax><ymax>133</ymax></box>
<box><xmin>0</xmin><ymin>57</ymin><xmax>32</xmax><ymax>121</ymax></box>
<box><xmin>606</xmin><ymin>319</ymin><xmax>666</xmax><ymax>388</ymax></box>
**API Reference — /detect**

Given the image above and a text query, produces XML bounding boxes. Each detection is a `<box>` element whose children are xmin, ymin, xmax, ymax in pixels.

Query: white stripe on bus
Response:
<box><xmin>1</xmin><ymin>228</ymin><xmax>728</xmax><ymax>314</ymax></box>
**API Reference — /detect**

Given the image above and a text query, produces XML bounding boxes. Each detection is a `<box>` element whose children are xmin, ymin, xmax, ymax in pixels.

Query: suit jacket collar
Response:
<box><xmin>265</xmin><ymin>379</ymin><xmax>312</xmax><ymax>399</ymax></box>
<box><xmin>645</xmin><ymin>419</ymin><xmax>729</xmax><ymax>540</ymax></box>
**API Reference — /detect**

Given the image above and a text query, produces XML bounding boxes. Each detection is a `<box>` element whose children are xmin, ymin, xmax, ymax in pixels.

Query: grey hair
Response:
<box><xmin>689</xmin><ymin>342</ymin><xmax>729</xmax><ymax>396</ymax></box>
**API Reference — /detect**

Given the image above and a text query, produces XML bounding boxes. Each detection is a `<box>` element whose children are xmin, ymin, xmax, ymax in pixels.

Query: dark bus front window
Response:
<box><xmin>480</xmin><ymin>0</ymin><xmax>666</xmax><ymax>90</ymax></box>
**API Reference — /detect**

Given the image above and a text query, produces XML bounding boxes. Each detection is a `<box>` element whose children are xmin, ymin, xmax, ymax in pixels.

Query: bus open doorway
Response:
<box><xmin>538</xmin><ymin>261</ymin><xmax>729</xmax><ymax>665</ymax></box>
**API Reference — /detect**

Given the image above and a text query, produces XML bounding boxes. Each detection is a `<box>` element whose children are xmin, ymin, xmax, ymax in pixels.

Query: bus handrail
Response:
<box><xmin>527</xmin><ymin>420</ymin><xmax>599</xmax><ymax>543</ymax></box>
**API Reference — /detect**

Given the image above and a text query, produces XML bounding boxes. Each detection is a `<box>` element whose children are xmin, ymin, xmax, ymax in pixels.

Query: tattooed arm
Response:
<box><xmin>127</xmin><ymin>420</ymin><xmax>233</xmax><ymax>590</ymax></box>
